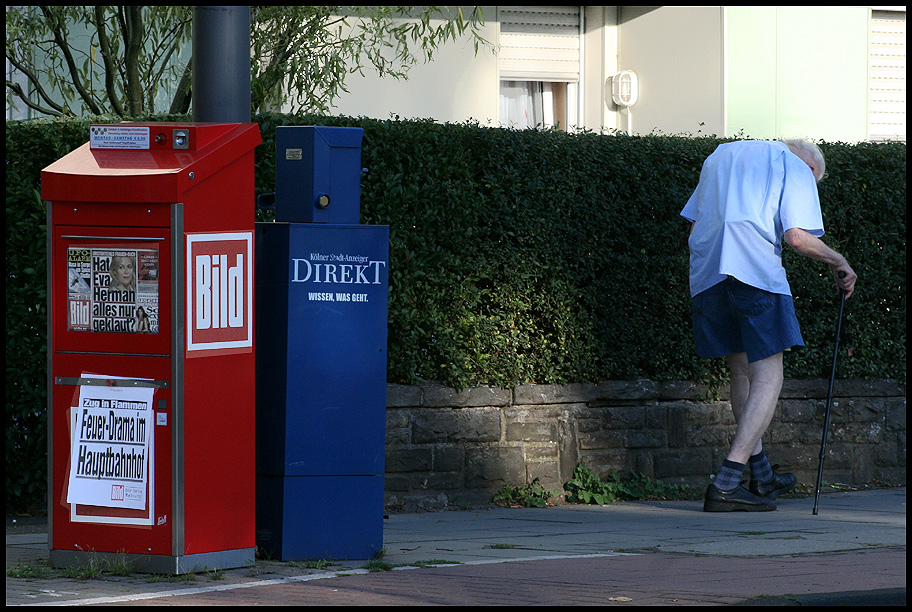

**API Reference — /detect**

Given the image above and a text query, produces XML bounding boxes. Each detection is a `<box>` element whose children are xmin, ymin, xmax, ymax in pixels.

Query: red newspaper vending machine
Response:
<box><xmin>41</xmin><ymin>122</ymin><xmax>261</xmax><ymax>574</ymax></box>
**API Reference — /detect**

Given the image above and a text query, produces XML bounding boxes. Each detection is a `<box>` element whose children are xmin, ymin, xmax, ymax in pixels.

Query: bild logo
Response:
<box><xmin>186</xmin><ymin>232</ymin><xmax>252</xmax><ymax>353</ymax></box>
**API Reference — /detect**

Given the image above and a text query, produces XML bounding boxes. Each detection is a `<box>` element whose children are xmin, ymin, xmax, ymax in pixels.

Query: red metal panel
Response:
<box><xmin>52</xmin><ymin>224</ymin><xmax>172</xmax><ymax>356</ymax></box>
<box><xmin>41</xmin><ymin>123</ymin><xmax>261</xmax><ymax>203</ymax></box>
<box><xmin>182</xmin><ymin>352</ymin><xmax>256</xmax><ymax>554</ymax></box>
<box><xmin>181</xmin><ymin>149</ymin><xmax>258</xmax><ymax>234</ymax></box>
<box><xmin>51</xmin><ymin>201</ymin><xmax>172</xmax><ymax>229</ymax></box>
<box><xmin>49</xmin><ymin>353</ymin><xmax>173</xmax><ymax>556</ymax></box>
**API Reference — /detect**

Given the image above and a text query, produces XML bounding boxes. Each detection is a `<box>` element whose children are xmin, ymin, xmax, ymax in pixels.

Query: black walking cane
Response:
<box><xmin>812</xmin><ymin>271</ymin><xmax>848</xmax><ymax>516</ymax></box>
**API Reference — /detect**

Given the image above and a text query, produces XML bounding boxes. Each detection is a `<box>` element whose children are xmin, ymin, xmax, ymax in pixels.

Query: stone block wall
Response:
<box><xmin>384</xmin><ymin>379</ymin><xmax>905</xmax><ymax>511</ymax></box>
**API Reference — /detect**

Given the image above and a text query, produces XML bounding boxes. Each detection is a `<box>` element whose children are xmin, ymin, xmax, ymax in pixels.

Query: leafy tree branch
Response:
<box><xmin>6</xmin><ymin>5</ymin><xmax>489</xmax><ymax>119</ymax></box>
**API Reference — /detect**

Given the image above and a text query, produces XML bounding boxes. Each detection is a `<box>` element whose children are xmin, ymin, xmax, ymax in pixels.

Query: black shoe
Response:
<box><xmin>749</xmin><ymin>471</ymin><xmax>797</xmax><ymax>500</ymax></box>
<box><xmin>703</xmin><ymin>483</ymin><xmax>776</xmax><ymax>512</ymax></box>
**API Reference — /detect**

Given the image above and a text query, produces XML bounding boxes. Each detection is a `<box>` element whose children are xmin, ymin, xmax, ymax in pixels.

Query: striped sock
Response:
<box><xmin>749</xmin><ymin>450</ymin><xmax>774</xmax><ymax>483</ymax></box>
<box><xmin>712</xmin><ymin>459</ymin><xmax>745</xmax><ymax>491</ymax></box>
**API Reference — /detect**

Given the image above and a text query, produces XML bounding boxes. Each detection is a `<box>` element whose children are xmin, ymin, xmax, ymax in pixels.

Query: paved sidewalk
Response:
<box><xmin>7</xmin><ymin>488</ymin><xmax>906</xmax><ymax>606</ymax></box>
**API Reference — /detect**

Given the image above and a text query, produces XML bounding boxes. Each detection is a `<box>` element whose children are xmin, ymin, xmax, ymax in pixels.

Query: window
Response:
<box><xmin>500</xmin><ymin>81</ymin><xmax>576</xmax><ymax>130</ymax></box>
<box><xmin>498</xmin><ymin>6</ymin><xmax>581</xmax><ymax>130</ymax></box>
<box><xmin>6</xmin><ymin>45</ymin><xmax>31</xmax><ymax>120</ymax></box>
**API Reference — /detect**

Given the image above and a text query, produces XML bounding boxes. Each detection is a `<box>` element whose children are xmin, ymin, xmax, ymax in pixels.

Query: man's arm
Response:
<box><xmin>783</xmin><ymin>228</ymin><xmax>856</xmax><ymax>298</ymax></box>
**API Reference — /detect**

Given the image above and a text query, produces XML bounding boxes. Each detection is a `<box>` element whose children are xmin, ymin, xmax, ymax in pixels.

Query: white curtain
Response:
<box><xmin>500</xmin><ymin>81</ymin><xmax>553</xmax><ymax>129</ymax></box>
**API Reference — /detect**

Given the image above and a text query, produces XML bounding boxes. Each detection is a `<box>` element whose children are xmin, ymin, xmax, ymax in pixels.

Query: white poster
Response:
<box><xmin>66</xmin><ymin>374</ymin><xmax>154</xmax><ymax>510</ymax></box>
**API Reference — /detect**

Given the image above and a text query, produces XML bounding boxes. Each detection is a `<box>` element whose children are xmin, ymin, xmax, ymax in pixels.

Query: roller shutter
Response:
<box><xmin>869</xmin><ymin>10</ymin><xmax>905</xmax><ymax>140</ymax></box>
<box><xmin>498</xmin><ymin>6</ymin><xmax>581</xmax><ymax>82</ymax></box>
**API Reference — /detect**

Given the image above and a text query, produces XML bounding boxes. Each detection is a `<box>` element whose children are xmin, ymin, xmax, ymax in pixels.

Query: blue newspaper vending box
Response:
<box><xmin>255</xmin><ymin>126</ymin><xmax>388</xmax><ymax>561</ymax></box>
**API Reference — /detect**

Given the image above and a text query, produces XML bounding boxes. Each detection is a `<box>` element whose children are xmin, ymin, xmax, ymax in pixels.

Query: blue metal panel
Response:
<box><xmin>285</xmin><ymin>224</ymin><xmax>388</xmax><ymax>475</ymax></box>
<box><xmin>275</xmin><ymin>126</ymin><xmax>363</xmax><ymax>224</ymax></box>
<box><xmin>254</xmin><ymin>224</ymin><xmax>290</xmax><ymax>475</ymax></box>
<box><xmin>256</xmin><ymin>474</ymin><xmax>384</xmax><ymax>561</ymax></box>
<box><xmin>255</xmin><ymin>223</ymin><xmax>389</xmax><ymax>477</ymax></box>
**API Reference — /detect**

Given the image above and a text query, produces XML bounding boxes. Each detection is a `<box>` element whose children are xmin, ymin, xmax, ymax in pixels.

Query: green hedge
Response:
<box><xmin>6</xmin><ymin>114</ymin><xmax>906</xmax><ymax>512</ymax></box>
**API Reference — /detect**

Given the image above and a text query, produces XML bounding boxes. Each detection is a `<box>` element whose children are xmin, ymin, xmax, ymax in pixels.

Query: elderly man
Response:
<box><xmin>681</xmin><ymin>139</ymin><xmax>856</xmax><ymax>512</ymax></box>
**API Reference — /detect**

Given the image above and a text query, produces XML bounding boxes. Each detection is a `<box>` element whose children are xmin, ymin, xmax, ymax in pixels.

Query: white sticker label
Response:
<box><xmin>90</xmin><ymin>125</ymin><xmax>151</xmax><ymax>150</ymax></box>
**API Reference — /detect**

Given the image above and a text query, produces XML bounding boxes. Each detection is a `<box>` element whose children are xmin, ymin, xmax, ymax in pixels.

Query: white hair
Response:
<box><xmin>781</xmin><ymin>139</ymin><xmax>826</xmax><ymax>182</ymax></box>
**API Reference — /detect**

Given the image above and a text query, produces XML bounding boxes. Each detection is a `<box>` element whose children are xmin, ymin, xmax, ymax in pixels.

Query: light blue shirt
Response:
<box><xmin>680</xmin><ymin>140</ymin><xmax>824</xmax><ymax>297</ymax></box>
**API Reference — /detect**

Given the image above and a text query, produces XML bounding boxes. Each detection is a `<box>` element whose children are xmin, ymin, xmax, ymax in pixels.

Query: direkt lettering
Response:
<box><xmin>291</xmin><ymin>259</ymin><xmax>386</xmax><ymax>284</ymax></box>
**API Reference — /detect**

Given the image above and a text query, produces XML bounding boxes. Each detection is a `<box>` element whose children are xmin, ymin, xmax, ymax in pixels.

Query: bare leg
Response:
<box><xmin>726</xmin><ymin>352</ymin><xmax>763</xmax><ymax>456</ymax></box>
<box><xmin>724</xmin><ymin>352</ymin><xmax>783</xmax><ymax>465</ymax></box>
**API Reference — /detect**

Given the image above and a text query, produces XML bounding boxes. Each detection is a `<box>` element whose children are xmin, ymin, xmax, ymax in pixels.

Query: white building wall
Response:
<box><xmin>616</xmin><ymin>6</ymin><xmax>725</xmax><ymax>137</ymax></box>
<box><xmin>323</xmin><ymin>13</ymin><xmax>500</xmax><ymax>124</ymax></box>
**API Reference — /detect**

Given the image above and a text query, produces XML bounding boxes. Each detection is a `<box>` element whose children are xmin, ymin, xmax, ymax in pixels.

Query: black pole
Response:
<box><xmin>192</xmin><ymin>6</ymin><xmax>251</xmax><ymax>123</ymax></box>
<box><xmin>813</xmin><ymin>272</ymin><xmax>848</xmax><ymax>515</ymax></box>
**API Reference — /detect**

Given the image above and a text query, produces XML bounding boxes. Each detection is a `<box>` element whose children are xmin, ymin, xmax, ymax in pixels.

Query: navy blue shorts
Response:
<box><xmin>692</xmin><ymin>277</ymin><xmax>804</xmax><ymax>363</ymax></box>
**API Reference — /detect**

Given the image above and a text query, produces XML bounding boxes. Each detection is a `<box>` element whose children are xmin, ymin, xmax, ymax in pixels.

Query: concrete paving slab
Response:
<box><xmin>7</xmin><ymin>488</ymin><xmax>905</xmax><ymax>606</ymax></box>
